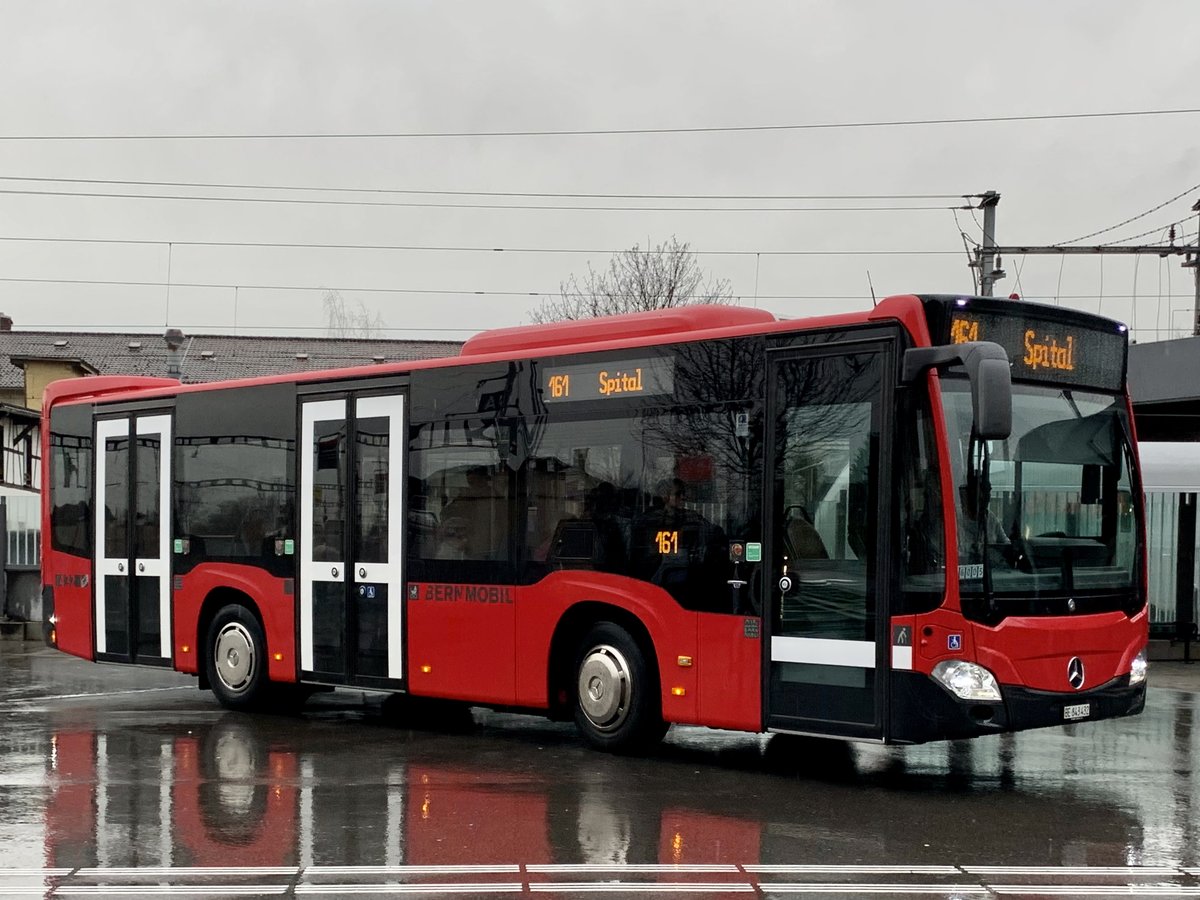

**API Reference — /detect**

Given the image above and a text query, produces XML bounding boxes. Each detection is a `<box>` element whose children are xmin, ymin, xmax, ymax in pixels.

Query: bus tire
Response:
<box><xmin>573</xmin><ymin>622</ymin><xmax>665</xmax><ymax>753</ymax></box>
<box><xmin>206</xmin><ymin>604</ymin><xmax>270</xmax><ymax>711</ymax></box>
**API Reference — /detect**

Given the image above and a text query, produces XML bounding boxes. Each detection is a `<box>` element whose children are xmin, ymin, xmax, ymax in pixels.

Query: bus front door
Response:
<box><xmin>764</xmin><ymin>343</ymin><xmax>893</xmax><ymax>740</ymax></box>
<box><xmin>300</xmin><ymin>394</ymin><xmax>406</xmax><ymax>687</ymax></box>
<box><xmin>94</xmin><ymin>413</ymin><xmax>172</xmax><ymax>665</ymax></box>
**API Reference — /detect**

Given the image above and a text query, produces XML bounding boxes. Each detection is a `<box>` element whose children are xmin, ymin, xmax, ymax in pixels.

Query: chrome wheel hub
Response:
<box><xmin>215</xmin><ymin>622</ymin><xmax>255</xmax><ymax>694</ymax></box>
<box><xmin>578</xmin><ymin>644</ymin><xmax>631</xmax><ymax>732</ymax></box>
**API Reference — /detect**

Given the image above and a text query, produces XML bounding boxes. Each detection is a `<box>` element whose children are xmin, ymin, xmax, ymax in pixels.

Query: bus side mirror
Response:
<box><xmin>972</xmin><ymin>356</ymin><xmax>1012</xmax><ymax>441</ymax></box>
<box><xmin>902</xmin><ymin>340</ymin><xmax>1012</xmax><ymax>440</ymax></box>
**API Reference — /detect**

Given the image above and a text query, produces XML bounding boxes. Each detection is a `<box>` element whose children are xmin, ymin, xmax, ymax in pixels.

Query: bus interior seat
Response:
<box><xmin>548</xmin><ymin>519</ymin><xmax>598</xmax><ymax>568</ymax></box>
<box><xmin>786</xmin><ymin>514</ymin><xmax>829</xmax><ymax>560</ymax></box>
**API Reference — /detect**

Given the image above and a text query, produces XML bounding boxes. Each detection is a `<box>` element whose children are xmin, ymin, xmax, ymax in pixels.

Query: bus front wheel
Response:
<box><xmin>573</xmin><ymin>622</ymin><xmax>665</xmax><ymax>753</ymax></box>
<box><xmin>206</xmin><ymin>605</ymin><xmax>270</xmax><ymax>710</ymax></box>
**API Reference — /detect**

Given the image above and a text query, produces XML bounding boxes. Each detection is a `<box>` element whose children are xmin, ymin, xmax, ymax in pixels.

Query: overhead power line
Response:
<box><xmin>0</xmin><ymin>275</ymin><xmax>554</xmax><ymax>296</ymax></box>
<box><xmin>0</xmin><ymin>175</ymin><xmax>966</xmax><ymax>202</ymax></box>
<box><xmin>1055</xmin><ymin>182</ymin><xmax>1200</xmax><ymax>245</ymax></box>
<box><xmin>0</xmin><ymin>107</ymin><xmax>1197</xmax><ymax>141</ymax></box>
<box><xmin>0</xmin><ymin>274</ymin><xmax>1183</xmax><ymax>303</ymax></box>
<box><xmin>1105</xmin><ymin>219</ymin><xmax>1197</xmax><ymax>245</ymax></box>
<box><xmin>0</xmin><ymin>187</ymin><xmax>958</xmax><ymax>213</ymax></box>
<box><xmin>0</xmin><ymin>234</ymin><xmax>963</xmax><ymax>256</ymax></box>
<box><xmin>0</xmin><ymin>274</ymin><xmax>911</xmax><ymax>298</ymax></box>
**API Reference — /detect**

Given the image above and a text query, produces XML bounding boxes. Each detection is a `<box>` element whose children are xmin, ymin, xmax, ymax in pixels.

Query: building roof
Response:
<box><xmin>1140</xmin><ymin>442</ymin><xmax>1200</xmax><ymax>492</ymax></box>
<box><xmin>9</xmin><ymin>355</ymin><xmax>100</xmax><ymax>376</ymax></box>
<box><xmin>1129</xmin><ymin>335</ymin><xmax>1200</xmax><ymax>405</ymax></box>
<box><xmin>0</xmin><ymin>402</ymin><xmax>39</xmax><ymax>423</ymax></box>
<box><xmin>0</xmin><ymin>329</ymin><xmax>463</xmax><ymax>391</ymax></box>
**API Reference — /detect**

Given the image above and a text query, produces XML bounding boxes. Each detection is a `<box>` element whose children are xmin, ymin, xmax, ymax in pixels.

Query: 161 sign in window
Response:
<box><xmin>540</xmin><ymin>356</ymin><xmax>675</xmax><ymax>403</ymax></box>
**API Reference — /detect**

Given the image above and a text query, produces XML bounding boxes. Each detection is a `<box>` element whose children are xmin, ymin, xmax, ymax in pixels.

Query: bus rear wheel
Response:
<box><xmin>573</xmin><ymin>623</ymin><xmax>665</xmax><ymax>753</ymax></box>
<box><xmin>206</xmin><ymin>604</ymin><xmax>270</xmax><ymax>711</ymax></box>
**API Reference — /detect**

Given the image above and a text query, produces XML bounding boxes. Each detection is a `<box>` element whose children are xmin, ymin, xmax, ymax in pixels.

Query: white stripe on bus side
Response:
<box><xmin>770</xmin><ymin>636</ymin><xmax>875</xmax><ymax>668</ymax></box>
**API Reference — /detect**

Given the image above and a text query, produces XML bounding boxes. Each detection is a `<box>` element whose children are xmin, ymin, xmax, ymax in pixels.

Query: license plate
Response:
<box><xmin>1063</xmin><ymin>703</ymin><xmax>1091</xmax><ymax>721</ymax></box>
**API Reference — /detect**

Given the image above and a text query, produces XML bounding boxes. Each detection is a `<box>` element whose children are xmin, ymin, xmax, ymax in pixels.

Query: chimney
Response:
<box><xmin>0</xmin><ymin>313</ymin><xmax>12</xmax><ymax>331</ymax></box>
<box><xmin>164</xmin><ymin>328</ymin><xmax>185</xmax><ymax>378</ymax></box>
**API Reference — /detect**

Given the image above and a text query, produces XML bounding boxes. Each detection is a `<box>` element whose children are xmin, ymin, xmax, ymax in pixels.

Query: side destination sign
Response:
<box><xmin>948</xmin><ymin>309</ymin><xmax>1126</xmax><ymax>391</ymax></box>
<box><xmin>542</xmin><ymin>356</ymin><xmax>675</xmax><ymax>403</ymax></box>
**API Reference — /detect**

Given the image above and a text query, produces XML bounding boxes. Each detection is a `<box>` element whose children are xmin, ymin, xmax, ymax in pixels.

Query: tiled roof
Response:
<box><xmin>0</xmin><ymin>330</ymin><xmax>463</xmax><ymax>390</ymax></box>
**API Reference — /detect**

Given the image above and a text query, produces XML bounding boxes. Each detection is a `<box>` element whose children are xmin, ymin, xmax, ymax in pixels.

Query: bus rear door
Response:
<box><xmin>299</xmin><ymin>392</ymin><xmax>406</xmax><ymax>688</ymax></box>
<box><xmin>94</xmin><ymin>412</ymin><xmax>173</xmax><ymax>665</ymax></box>
<box><xmin>764</xmin><ymin>341</ymin><xmax>894</xmax><ymax>740</ymax></box>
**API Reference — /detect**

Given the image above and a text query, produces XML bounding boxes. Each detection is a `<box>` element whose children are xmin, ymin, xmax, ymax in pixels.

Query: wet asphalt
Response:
<box><xmin>2</xmin><ymin>641</ymin><xmax>1200</xmax><ymax>898</ymax></box>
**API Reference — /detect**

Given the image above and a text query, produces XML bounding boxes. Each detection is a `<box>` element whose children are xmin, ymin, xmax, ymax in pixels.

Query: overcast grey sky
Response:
<box><xmin>0</xmin><ymin>1</ymin><xmax>1197</xmax><ymax>341</ymax></box>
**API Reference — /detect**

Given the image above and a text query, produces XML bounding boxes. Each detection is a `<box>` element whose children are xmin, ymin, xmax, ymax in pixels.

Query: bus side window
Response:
<box><xmin>519</xmin><ymin>407</ymin><xmax>758</xmax><ymax>614</ymax></box>
<box><xmin>49</xmin><ymin>428</ymin><xmax>94</xmax><ymax>558</ymax></box>
<box><xmin>407</xmin><ymin>421</ymin><xmax>511</xmax><ymax>567</ymax></box>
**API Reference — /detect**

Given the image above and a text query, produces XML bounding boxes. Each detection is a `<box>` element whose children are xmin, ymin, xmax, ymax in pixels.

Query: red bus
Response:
<box><xmin>40</xmin><ymin>294</ymin><xmax>1148</xmax><ymax>751</ymax></box>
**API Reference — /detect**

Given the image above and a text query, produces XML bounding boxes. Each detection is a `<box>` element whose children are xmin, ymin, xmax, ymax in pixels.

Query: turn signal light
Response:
<box><xmin>676</xmin><ymin>656</ymin><xmax>693</xmax><ymax>667</ymax></box>
<box><xmin>181</xmin><ymin>645</ymin><xmax>190</xmax><ymax>654</ymax></box>
<box><xmin>670</xmin><ymin>686</ymin><xmax>686</xmax><ymax>697</ymax></box>
<box><xmin>420</xmin><ymin>665</ymin><xmax>433</xmax><ymax>674</ymax></box>
<box><xmin>273</xmin><ymin>652</ymin><xmax>284</xmax><ymax>662</ymax></box>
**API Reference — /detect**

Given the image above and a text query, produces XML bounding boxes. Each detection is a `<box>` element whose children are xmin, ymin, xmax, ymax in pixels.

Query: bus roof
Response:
<box><xmin>42</xmin><ymin>295</ymin><xmax>932</xmax><ymax>410</ymax></box>
<box><xmin>460</xmin><ymin>305</ymin><xmax>777</xmax><ymax>356</ymax></box>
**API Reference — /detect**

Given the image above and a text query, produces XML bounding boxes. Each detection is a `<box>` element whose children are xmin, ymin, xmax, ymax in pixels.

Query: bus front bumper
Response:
<box><xmin>889</xmin><ymin>670</ymin><xmax>1146</xmax><ymax>744</ymax></box>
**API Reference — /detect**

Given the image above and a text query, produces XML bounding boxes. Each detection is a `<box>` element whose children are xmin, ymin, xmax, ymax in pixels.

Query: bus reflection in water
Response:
<box><xmin>41</xmin><ymin>295</ymin><xmax>1148</xmax><ymax>752</ymax></box>
<box><xmin>42</xmin><ymin>717</ymin><xmax>762</xmax><ymax>869</ymax></box>
<box><xmin>41</xmin><ymin>716</ymin><xmax>1142</xmax><ymax>870</ymax></box>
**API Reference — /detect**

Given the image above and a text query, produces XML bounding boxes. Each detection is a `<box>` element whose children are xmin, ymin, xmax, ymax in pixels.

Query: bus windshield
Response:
<box><xmin>940</xmin><ymin>378</ymin><xmax>1139</xmax><ymax>604</ymax></box>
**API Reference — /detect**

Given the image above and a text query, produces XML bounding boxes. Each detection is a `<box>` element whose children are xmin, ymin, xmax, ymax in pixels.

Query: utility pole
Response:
<box><xmin>975</xmin><ymin>190</ymin><xmax>1005</xmax><ymax>297</ymax></box>
<box><xmin>968</xmin><ymin>188</ymin><xmax>1199</xmax><ymax>333</ymax></box>
<box><xmin>1187</xmin><ymin>199</ymin><xmax>1200</xmax><ymax>335</ymax></box>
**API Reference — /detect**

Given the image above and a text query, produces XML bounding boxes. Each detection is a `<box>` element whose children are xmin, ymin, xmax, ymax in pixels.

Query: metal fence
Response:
<box><xmin>1146</xmin><ymin>490</ymin><xmax>1199</xmax><ymax>630</ymax></box>
<box><xmin>1</xmin><ymin>493</ymin><xmax>41</xmax><ymax>569</ymax></box>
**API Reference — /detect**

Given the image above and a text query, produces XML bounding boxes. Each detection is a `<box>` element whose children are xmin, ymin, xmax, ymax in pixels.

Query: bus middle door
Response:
<box><xmin>299</xmin><ymin>393</ymin><xmax>406</xmax><ymax>688</ymax></box>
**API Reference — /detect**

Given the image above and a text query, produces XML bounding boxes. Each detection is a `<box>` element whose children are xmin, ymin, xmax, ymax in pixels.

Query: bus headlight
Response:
<box><xmin>932</xmin><ymin>660</ymin><xmax>1002</xmax><ymax>702</ymax></box>
<box><xmin>1130</xmin><ymin>647</ymin><xmax>1148</xmax><ymax>685</ymax></box>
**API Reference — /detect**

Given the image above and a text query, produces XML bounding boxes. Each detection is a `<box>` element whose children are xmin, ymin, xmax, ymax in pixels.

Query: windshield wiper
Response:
<box><xmin>1062</xmin><ymin>389</ymin><xmax>1083</xmax><ymax>420</ymax></box>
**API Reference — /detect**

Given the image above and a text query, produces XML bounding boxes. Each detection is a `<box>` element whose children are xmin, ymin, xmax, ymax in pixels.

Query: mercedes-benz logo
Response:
<box><xmin>1067</xmin><ymin>656</ymin><xmax>1086</xmax><ymax>691</ymax></box>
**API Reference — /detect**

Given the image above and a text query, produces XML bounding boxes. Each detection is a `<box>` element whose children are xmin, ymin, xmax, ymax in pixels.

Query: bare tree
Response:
<box><xmin>531</xmin><ymin>236</ymin><xmax>734</xmax><ymax>323</ymax></box>
<box><xmin>323</xmin><ymin>290</ymin><xmax>386</xmax><ymax>338</ymax></box>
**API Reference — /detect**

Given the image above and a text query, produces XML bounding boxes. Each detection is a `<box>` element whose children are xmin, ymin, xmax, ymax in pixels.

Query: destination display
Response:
<box><xmin>943</xmin><ymin>306</ymin><xmax>1127</xmax><ymax>390</ymax></box>
<box><xmin>540</xmin><ymin>356</ymin><xmax>675</xmax><ymax>403</ymax></box>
